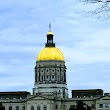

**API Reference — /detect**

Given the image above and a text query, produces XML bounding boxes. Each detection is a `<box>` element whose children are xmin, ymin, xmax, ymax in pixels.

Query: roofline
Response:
<box><xmin>0</xmin><ymin>91</ymin><xmax>30</xmax><ymax>94</ymax></box>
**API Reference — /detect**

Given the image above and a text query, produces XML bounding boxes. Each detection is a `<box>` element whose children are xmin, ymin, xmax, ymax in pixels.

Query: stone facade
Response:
<box><xmin>1</xmin><ymin>93</ymin><xmax>110</xmax><ymax>110</ymax></box>
<box><xmin>33</xmin><ymin>60</ymin><xmax>68</xmax><ymax>98</ymax></box>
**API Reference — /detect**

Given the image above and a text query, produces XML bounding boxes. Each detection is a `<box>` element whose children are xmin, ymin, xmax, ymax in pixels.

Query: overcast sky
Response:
<box><xmin>0</xmin><ymin>0</ymin><xmax>110</xmax><ymax>97</ymax></box>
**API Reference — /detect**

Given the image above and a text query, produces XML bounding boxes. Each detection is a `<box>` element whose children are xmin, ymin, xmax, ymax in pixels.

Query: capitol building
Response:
<box><xmin>0</xmin><ymin>28</ymin><xmax>110</xmax><ymax>110</ymax></box>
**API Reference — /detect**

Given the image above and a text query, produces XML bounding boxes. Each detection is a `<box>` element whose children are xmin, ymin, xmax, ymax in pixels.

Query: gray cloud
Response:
<box><xmin>0</xmin><ymin>0</ymin><xmax>110</xmax><ymax>96</ymax></box>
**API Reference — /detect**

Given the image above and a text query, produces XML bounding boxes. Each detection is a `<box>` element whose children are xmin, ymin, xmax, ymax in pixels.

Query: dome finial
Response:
<box><xmin>49</xmin><ymin>23</ymin><xmax>51</xmax><ymax>32</ymax></box>
<box><xmin>47</xmin><ymin>23</ymin><xmax>53</xmax><ymax>35</ymax></box>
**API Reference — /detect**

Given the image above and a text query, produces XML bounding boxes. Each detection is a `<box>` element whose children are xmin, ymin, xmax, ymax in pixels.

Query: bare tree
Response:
<box><xmin>0</xmin><ymin>103</ymin><xmax>5</xmax><ymax>110</ymax></box>
<box><xmin>68</xmin><ymin>100</ymin><xmax>92</xmax><ymax>110</ymax></box>
<box><xmin>77</xmin><ymin>0</ymin><xmax>110</xmax><ymax>20</ymax></box>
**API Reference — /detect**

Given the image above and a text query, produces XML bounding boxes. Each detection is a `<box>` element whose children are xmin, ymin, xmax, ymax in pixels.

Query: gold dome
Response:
<box><xmin>37</xmin><ymin>47</ymin><xmax>64</xmax><ymax>61</ymax></box>
<box><xmin>47</xmin><ymin>31</ymin><xmax>53</xmax><ymax>35</ymax></box>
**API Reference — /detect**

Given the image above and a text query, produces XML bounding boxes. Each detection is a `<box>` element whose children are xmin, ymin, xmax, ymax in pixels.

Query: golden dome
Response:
<box><xmin>47</xmin><ymin>31</ymin><xmax>53</xmax><ymax>35</ymax></box>
<box><xmin>37</xmin><ymin>47</ymin><xmax>64</xmax><ymax>61</ymax></box>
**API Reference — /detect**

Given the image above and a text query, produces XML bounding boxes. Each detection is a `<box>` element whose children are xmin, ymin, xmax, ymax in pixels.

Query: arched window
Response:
<box><xmin>9</xmin><ymin>106</ymin><xmax>12</xmax><ymax>110</ymax></box>
<box><xmin>22</xmin><ymin>106</ymin><xmax>25</xmax><ymax>110</ymax></box>
<box><xmin>57</xmin><ymin>76</ymin><xmax>60</xmax><ymax>81</ymax></box>
<box><xmin>42</xmin><ymin>76</ymin><xmax>44</xmax><ymax>81</ymax></box>
<box><xmin>46</xmin><ymin>75</ymin><xmax>49</xmax><ymax>81</ymax></box>
<box><xmin>43</xmin><ymin>105</ymin><xmax>47</xmax><ymax>110</ymax></box>
<box><xmin>37</xmin><ymin>105</ymin><xmax>40</xmax><ymax>110</ymax></box>
<box><xmin>52</xmin><ymin>75</ymin><xmax>55</xmax><ymax>80</ymax></box>
<box><xmin>31</xmin><ymin>106</ymin><xmax>34</xmax><ymax>110</ymax></box>
<box><xmin>62</xmin><ymin>76</ymin><xmax>63</xmax><ymax>81</ymax></box>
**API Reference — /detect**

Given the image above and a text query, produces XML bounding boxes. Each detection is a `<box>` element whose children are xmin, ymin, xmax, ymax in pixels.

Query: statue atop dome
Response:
<box><xmin>47</xmin><ymin>23</ymin><xmax>53</xmax><ymax>35</ymax></box>
<box><xmin>49</xmin><ymin>23</ymin><xmax>51</xmax><ymax>32</ymax></box>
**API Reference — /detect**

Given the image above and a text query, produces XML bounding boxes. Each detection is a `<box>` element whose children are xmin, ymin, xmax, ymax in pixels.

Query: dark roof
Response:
<box><xmin>72</xmin><ymin>89</ymin><xmax>103</xmax><ymax>92</ymax></box>
<box><xmin>0</xmin><ymin>91</ymin><xmax>30</xmax><ymax>95</ymax></box>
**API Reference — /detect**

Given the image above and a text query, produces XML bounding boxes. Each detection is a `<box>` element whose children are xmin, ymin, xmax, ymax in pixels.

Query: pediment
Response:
<box><xmin>27</xmin><ymin>95</ymin><xmax>52</xmax><ymax>101</ymax></box>
<box><xmin>101</xmin><ymin>96</ymin><xmax>110</xmax><ymax>100</ymax></box>
<box><xmin>97</xmin><ymin>96</ymin><xmax>110</xmax><ymax>101</ymax></box>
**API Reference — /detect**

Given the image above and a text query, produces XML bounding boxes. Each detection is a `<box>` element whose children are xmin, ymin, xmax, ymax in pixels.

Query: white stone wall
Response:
<box><xmin>27</xmin><ymin>99</ymin><xmax>52</xmax><ymax>110</ymax></box>
<box><xmin>96</xmin><ymin>97</ymin><xmax>110</xmax><ymax>110</ymax></box>
<box><xmin>33</xmin><ymin>83</ymin><xmax>68</xmax><ymax>98</ymax></box>
<box><xmin>2</xmin><ymin>102</ymin><xmax>25</xmax><ymax>110</ymax></box>
<box><xmin>2</xmin><ymin>93</ymin><xmax>110</xmax><ymax>110</ymax></box>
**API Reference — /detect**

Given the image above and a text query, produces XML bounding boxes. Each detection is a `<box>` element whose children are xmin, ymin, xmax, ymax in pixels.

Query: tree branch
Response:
<box><xmin>77</xmin><ymin>0</ymin><xmax>110</xmax><ymax>20</ymax></box>
<box><xmin>77</xmin><ymin>0</ymin><xmax>110</xmax><ymax>3</ymax></box>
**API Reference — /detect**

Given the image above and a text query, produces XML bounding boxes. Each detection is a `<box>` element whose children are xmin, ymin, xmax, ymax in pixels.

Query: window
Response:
<box><xmin>31</xmin><ymin>106</ymin><xmax>34</xmax><ymax>110</ymax></box>
<box><xmin>0</xmin><ymin>97</ymin><xmax>2</xmax><ymax>99</ymax></box>
<box><xmin>55</xmin><ymin>105</ymin><xmax>57</xmax><ymax>109</ymax></box>
<box><xmin>70</xmin><ymin>105</ymin><xmax>73</xmax><ymax>108</ymax></box>
<box><xmin>99</xmin><ymin>104</ymin><xmax>103</xmax><ymax>108</ymax></box>
<box><xmin>37</xmin><ymin>105</ymin><xmax>40</xmax><ymax>110</ymax></box>
<box><xmin>91</xmin><ymin>104</ymin><xmax>95</xmax><ymax>109</ymax></box>
<box><xmin>51</xmin><ymin>75</ymin><xmax>55</xmax><ymax>80</ymax></box>
<box><xmin>9</xmin><ymin>106</ymin><xmax>12</xmax><ymax>110</ymax></box>
<box><xmin>16</xmin><ymin>106</ymin><xmax>19</xmax><ymax>110</ymax></box>
<box><xmin>22</xmin><ymin>106</ymin><xmax>25</xmax><ymax>110</ymax></box>
<box><xmin>57</xmin><ymin>76</ymin><xmax>60</xmax><ymax>81</ymax></box>
<box><xmin>63</xmin><ymin>105</ymin><xmax>66</xmax><ymax>109</ymax></box>
<box><xmin>62</xmin><ymin>76</ymin><xmax>63</xmax><ymax>81</ymax></box>
<box><xmin>6</xmin><ymin>97</ymin><xmax>9</xmax><ymax>99</ymax></box>
<box><xmin>48</xmin><ymin>40</ymin><xmax>52</xmax><ymax>43</ymax></box>
<box><xmin>46</xmin><ymin>76</ymin><xmax>49</xmax><ymax>80</ymax></box>
<box><xmin>105</xmin><ymin>104</ymin><xmax>109</xmax><ymax>108</ymax></box>
<box><xmin>70</xmin><ymin>105</ymin><xmax>75</xmax><ymax>109</ymax></box>
<box><xmin>42</xmin><ymin>76</ymin><xmax>44</xmax><ymax>81</ymax></box>
<box><xmin>43</xmin><ymin>105</ymin><xmax>47</xmax><ymax>110</ymax></box>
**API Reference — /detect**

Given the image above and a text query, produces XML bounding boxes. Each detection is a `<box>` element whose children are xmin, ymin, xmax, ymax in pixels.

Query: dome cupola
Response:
<box><xmin>33</xmin><ymin>24</ymin><xmax>68</xmax><ymax>98</ymax></box>
<box><xmin>36</xmin><ymin>24</ymin><xmax>64</xmax><ymax>61</ymax></box>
